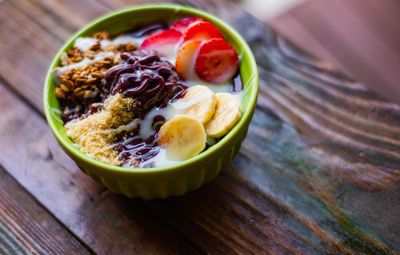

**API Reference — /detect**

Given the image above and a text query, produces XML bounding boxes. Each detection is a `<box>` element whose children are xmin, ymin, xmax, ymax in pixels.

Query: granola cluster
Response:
<box><xmin>55</xmin><ymin>32</ymin><xmax>136</xmax><ymax>122</ymax></box>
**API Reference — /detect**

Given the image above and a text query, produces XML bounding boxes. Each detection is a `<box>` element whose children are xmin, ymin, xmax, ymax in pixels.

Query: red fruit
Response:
<box><xmin>140</xmin><ymin>29</ymin><xmax>182</xmax><ymax>59</ymax></box>
<box><xmin>176</xmin><ymin>40</ymin><xmax>202</xmax><ymax>80</ymax></box>
<box><xmin>183</xmin><ymin>21</ymin><xmax>223</xmax><ymax>42</ymax></box>
<box><xmin>171</xmin><ymin>17</ymin><xmax>203</xmax><ymax>32</ymax></box>
<box><xmin>195</xmin><ymin>38</ymin><xmax>239</xmax><ymax>84</ymax></box>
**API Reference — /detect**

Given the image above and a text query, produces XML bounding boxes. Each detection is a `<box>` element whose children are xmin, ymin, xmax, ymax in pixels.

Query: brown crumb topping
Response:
<box><xmin>65</xmin><ymin>94</ymin><xmax>137</xmax><ymax>165</ymax></box>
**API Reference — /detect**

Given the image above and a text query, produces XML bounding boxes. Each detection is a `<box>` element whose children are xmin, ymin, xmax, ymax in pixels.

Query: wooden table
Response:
<box><xmin>0</xmin><ymin>0</ymin><xmax>399</xmax><ymax>254</ymax></box>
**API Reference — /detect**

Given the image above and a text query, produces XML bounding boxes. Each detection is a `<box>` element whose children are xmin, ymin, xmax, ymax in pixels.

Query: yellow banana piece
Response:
<box><xmin>158</xmin><ymin>115</ymin><xmax>206</xmax><ymax>160</ymax></box>
<box><xmin>182</xmin><ymin>85</ymin><xmax>217</xmax><ymax>124</ymax></box>
<box><xmin>205</xmin><ymin>93</ymin><xmax>242</xmax><ymax>138</ymax></box>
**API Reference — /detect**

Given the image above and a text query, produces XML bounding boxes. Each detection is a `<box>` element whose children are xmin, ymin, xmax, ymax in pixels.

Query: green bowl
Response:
<box><xmin>44</xmin><ymin>4</ymin><xmax>258</xmax><ymax>199</ymax></box>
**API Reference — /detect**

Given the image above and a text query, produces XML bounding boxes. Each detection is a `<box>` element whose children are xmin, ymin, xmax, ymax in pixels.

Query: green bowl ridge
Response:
<box><xmin>43</xmin><ymin>4</ymin><xmax>259</xmax><ymax>199</ymax></box>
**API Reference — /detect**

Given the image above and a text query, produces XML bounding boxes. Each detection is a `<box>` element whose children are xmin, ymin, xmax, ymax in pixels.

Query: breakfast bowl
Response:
<box><xmin>44</xmin><ymin>4</ymin><xmax>258</xmax><ymax>199</ymax></box>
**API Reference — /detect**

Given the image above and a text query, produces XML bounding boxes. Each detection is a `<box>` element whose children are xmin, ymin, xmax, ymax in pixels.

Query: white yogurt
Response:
<box><xmin>74</xmin><ymin>35</ymin><xmax>145</xmax><ymax>52</ymax></box>
<box><xmin>74</xmin><ymin>37</ymin><xmax>98</xmax><ymax>52</ymax></box>
<box><xmin>139</xmin><ymin>105</ymin><xmax>179</xmax><ymax>139</ymax></box>
<box><xmin>140</xmin><ymin>148</ymin><xmax>180</xmax><ymax>168</ymax></box>
<box><xmin>55</xmin><ymin>51</ymin><xmax>114</xmax><ymax>76</ymax></box>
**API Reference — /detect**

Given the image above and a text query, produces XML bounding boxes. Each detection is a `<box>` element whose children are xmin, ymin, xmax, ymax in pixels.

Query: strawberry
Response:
<box><xmin>140</xmin><ymin>29</ymin><xmax>182</xmax><ymax>59</ymax></box>
<box><xmin>171</xmin><ymin>17</ymin><xmax>203</xmax><ymax>32</ymax></box>
<box><xmin>176</xmin><ymin>40</ymin><xmax>202</xmax><ymax>80</ymax></box>
<box><xmin>183</xmin><ymin>21</ymin><xmax>223</xmax><ymax>42</ymax></box>
<box><xmin>195</xmin><ymin>38</ymin><xmax>239</xmax><ymax>84</ymax></box>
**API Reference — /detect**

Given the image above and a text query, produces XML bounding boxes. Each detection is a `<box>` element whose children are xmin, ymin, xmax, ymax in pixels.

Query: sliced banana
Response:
<box><xmin>157</xmin><ymin>115</ymin><xmax>206</xmax><ymax>160</ymax></box>
<box><xmin>181</xmin><ymin>85</ymin><xmax>217</xmax><ymax>124</ymax></box>
<box><xmin>205</xmin><ymin>93</ymin><xmax>242</xmax><ymax>138</ymax></box>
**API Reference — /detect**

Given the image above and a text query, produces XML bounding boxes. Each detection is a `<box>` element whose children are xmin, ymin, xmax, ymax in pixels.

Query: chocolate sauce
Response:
<box><xmin>104</xmin><ymin>50</ymin><xmax>186</xmax><ymax>118</ymax></box>
<box><xmin>114</xmin><ymin>115</ymin><xmax>165</xmax><ymax>167</ymax></box>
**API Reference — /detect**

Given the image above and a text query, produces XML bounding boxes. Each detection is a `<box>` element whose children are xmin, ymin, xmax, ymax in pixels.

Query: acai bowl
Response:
<box><xmin>44</xmin><ymin>4</ymin><xmax>258</xmax><ymax>199</ymax></box>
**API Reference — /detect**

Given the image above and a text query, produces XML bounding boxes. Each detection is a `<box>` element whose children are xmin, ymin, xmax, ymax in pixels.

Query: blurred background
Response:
<box><xmin>243</xmin><ymin>0</ymin><xmax>304</xmax><ymax>21</ymax></box>
<box><xmin>244</xmin><ymin>0</ymin><xmax>400</xmax><ymax>104</ymax></box>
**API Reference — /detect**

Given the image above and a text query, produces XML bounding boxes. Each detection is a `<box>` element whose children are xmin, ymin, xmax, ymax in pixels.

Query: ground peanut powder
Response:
<box><xmin>65</xmin><ymin>94</ymin><xmax>137</xmax><ymax>165</ymax></box>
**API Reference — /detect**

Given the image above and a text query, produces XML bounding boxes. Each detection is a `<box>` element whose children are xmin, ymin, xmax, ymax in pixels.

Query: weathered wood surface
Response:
<box><xmin>0</xmin><ymin>165</ymin><xmax>91</xmax><ymax>254</ymax></box>
<box><xmin>0</xmin><ymin>0</ymin><xmax>399</xmax><ymax>254</ymax></box>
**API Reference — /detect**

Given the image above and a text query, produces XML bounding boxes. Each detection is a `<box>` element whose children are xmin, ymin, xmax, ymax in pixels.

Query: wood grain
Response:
<box><xmin>0</xmin><ymin>0</ymin><xmax>399</xmax><ymax>254</ymax></box>
<box><xmin>0</xmin><ymin>165</ymin><xmax>91</xmax><ymax>254</ymax></box>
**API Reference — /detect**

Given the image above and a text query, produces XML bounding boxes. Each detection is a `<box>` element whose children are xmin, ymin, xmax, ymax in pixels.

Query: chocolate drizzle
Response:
<box><xmin>104</xmin><ymin>51</ymin><xmax>186</xmax><ymax>117</ymax></box>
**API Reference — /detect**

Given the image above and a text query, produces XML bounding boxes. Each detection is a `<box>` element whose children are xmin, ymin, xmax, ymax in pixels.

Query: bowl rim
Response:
<box><xmin>44</xmin><ymin>3</ymin><xmax>259</xmax><ymax>176</ymax></box>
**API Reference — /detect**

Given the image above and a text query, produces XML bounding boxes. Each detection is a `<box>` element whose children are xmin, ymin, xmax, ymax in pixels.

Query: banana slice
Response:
<box><xmin>158</xmin><ymin>115</ymin><xmax>206</xmax><ymax>160</ymax></box>
<box><xmin>181</xmin><ymin>85</ymin><xmax>217</xmax><ymax>124</ymax></box>
<box><xmin>205</xmin><ymin>93</ymin><xmax>242</xmax><ymax>138</ymax></box>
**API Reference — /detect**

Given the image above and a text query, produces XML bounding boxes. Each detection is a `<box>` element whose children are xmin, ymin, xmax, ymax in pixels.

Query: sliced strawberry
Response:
<box><xmin>195</xmin><ymin>38</ymin><xmax>239</xmax><ymax>84</ymax></box>
<box><xmin>176</xmin><ymin>40</ymin><xmax>202</xmax><ymax>80</ymax></box>
<box><xmin>183</xmin><ymin>21</ymin><xmax>223</xmax><ymax>42</ymax></box>
<box><xmin>171</xmin><ymin>17</ymin><xmax>204</xmax><ymax>32</ymax></box>
<box><xmin>140</xmin><ymin>29</ymin><xmax>182</xmax><ymax>59</ymax></box>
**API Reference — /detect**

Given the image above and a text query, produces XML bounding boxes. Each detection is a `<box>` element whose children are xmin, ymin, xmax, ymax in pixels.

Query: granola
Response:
<box><xmin>55</xmin><ymin>31</ymin><xmax>135</xmax><ymax>122</ymax></box>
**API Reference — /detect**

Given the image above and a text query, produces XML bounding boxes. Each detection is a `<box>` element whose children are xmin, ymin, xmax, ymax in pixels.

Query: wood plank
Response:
<box><xmin>0</xmin><ymin>165</ymin><xmax>91</xmax><ymax>255</ymax></box>
<box><xmin>25</xmin><ymin>0</ymin><xmax>110</xmax><ymax>31</ymax></box>
<box><xmin>0</xmin><ymin>0</ymin><xmax>399</xmax><ymax>254</ymax></box>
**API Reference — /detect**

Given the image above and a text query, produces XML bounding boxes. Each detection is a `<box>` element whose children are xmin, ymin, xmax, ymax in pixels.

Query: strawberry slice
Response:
<box><xmin>140</xmin><ymin>29</ymin><xmax>182</xmax><ymax>59</ymax></box>
<box><xmin>176</xmin><ymin>40</ymin><xmax>202</xmax><ymax>80</ymax></box>
<box><xmin>195</xmin><ymin>38</ymin><xmax>239</xmax><ymax>84</ymax></box>
<box><xmin>183</xmin><ymin>21</ymin><xmax>223</xmax><ymax>42</ymax></box>
<box><xmin>171</xmin><ymin>17</ymin><xmax>203</xmax><ymax>32</ymax></box>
